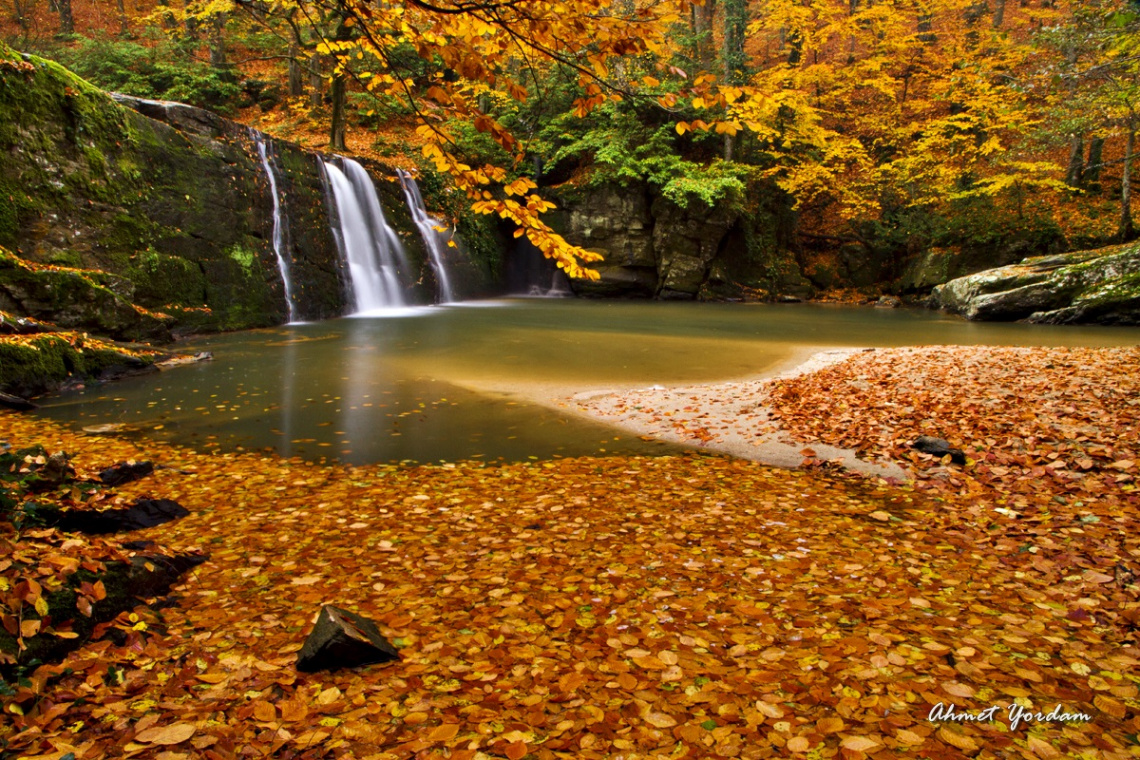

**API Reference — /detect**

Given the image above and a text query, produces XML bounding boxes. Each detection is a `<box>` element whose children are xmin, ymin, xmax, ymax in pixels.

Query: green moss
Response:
<box><xmin>0</xmin><ymin>176</ymin><xmax>39</xmax><ymax>250</ymax></box>
<box><xmin>227</xmin><ymin>244</ymin><xmax>256</xmax><ymax>275</ymax></box>
<box><xmin>124</xmin><ymin>248</ymin><xmax>207</xmax><ymax>308</ymax></box>
<box><xmin>1078</xmin><ymin>270</ymin><xmax>1140</xmax><ymax>307</ymax></box>
<box><xmin>0</xmin><ymin>334</ymin><xmax>157</xmax><ymax>396</ymax></box>
<box><xmin>45</xmin><ymin>250</ymin><xmax>83</xmax><ymax>267</ymax></box>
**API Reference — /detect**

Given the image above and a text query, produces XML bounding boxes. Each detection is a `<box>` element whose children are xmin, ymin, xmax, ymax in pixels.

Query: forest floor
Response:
<box><xmin>1</xmin><ymin>345</ymin><xmax>1139</xmax><ymax>760</ymax></box>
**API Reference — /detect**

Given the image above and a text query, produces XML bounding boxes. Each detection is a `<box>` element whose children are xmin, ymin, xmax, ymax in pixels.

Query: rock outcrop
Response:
<box><xmin>931</xmin><ymin>244</ymin><xmax>1140</xmax><ymax>325</ymax></box>
<box><xmin>0</xmin><ymin>49</ymin><xmax>454</xmax><ymax>331</ymax></box>
<box><xmin>545</xmin><ymin>181</ymin><xmax>812</xmax><ymax>300</ymax></box>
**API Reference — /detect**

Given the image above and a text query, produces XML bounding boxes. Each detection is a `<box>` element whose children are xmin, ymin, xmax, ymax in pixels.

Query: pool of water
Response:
<box><xmin>34</xmin><ymin>299</ymin><xmax>1140</xmax><ymax>464</ymax></box>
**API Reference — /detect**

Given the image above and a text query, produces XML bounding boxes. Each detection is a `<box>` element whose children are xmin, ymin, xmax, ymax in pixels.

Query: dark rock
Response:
<box><xmin>57</xmin><ymin>497</ymin><xmax>189</xmax><ymax>534</ymax></box>
<box><xmin>4</xmin><ymin>57</ymin><xmax>353</xmax><ymax>331</ymax></box>
<box><xmin>0</xmin><ymin>549</ymin><xmax>206</xmax><ymax>670</ymax></box>
<box><xmin>0</xmin><ymin>390</ymin><xmax>35</xmax><ymax>410</ymax></box>
<box><xmin>874</xmin><ymin>295</ymin><xmax>901</xmax><ymax>308</ymax></box>
<box><xmin>22</xmin><ymin>450</ymin><xmax>76</xmax><ymax>492</ymax></box>
<box><xmin>297</xmin><ymin>605</ymin><xmax>399</xmax><ymax>672</ymax></box>
<box><xmin>911</xmin><ymin>436</ymin><xmax>967</xmax><ymax>465</ymax></box>
<box><xmin>99</xmin><ymin>460</ymin><xmax>155</xmax><ymax>487</ymax></box>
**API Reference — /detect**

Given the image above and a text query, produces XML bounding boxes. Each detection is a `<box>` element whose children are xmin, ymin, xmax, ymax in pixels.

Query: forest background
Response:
<box><xmin>5</xmin><ymin>0</ymin><xmax>1140</xmax><ymax>286</ymax></box>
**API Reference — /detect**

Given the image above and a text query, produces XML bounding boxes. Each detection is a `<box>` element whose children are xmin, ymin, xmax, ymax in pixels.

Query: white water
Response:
<box><xmin>253</xmin><ymin>132</ymin><xmax>297</xmax><ymax>322</ymax></box>
<box><xmin>398</xmin><ymin>169</ymin><xmax>456</xmax><ymax>303</ymax></box>
<box><xmin>322</xmin><ymin>158</ymin><xmax>411</xmax><ymax>311</ymax></box>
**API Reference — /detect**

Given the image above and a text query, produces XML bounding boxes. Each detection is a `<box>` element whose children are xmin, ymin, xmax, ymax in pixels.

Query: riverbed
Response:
<box><xmin>33</xmin><ymin>299</ymin><xmax>1140</xmax><ymax>464</ymax></box>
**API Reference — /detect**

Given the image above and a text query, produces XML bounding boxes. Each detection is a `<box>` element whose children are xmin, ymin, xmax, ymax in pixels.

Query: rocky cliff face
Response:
<box><xmin>932</xmin><ymin>244</ymin><xmax>1140</xmax><ymax>325</ymax></box>
<box><xmin>0</xmin><ymin>51</ymin><xmax>463</xmax><ymax>334</ymax></box>
<box><xmin>546</xmin><ymin>182</ymin><xmax>812</xmax><ymax>300</ymax></box>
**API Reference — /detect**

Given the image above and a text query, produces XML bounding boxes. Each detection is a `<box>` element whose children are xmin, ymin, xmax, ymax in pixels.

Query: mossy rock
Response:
<box><xmin>0</xmin><ymin>52</ymin><xmax>336</xmax><ymax>330</ymax></box>
<box><xmin>933</xmin><ymin>242</ymin><xmax>1140</xmax><ymax>324</ymax></box>
<box><xmin>0</xmin><ymin>246</ymin><xmax>173</xmax><ymax>342</ymax></box>
<box><xmin>0</xmin><ymin>333</ymin><xmax>160</xmax><ymax>397</ymax></box>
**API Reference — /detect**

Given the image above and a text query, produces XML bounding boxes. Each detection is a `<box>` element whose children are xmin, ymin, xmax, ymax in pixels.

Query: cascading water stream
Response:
<box><xmin>398</xmin><ymin>169</ymin><xmax>456</xmax><ymax>303</ymax></box>
<box><xmin>321</xmin><ymin>157</ymin><xmax>411</xmax><ymax>312</ymax></box>
<box><xmin>252</xmin><ymin>131</ymin><xmax>297</xmax><ymax>321</ymax></box>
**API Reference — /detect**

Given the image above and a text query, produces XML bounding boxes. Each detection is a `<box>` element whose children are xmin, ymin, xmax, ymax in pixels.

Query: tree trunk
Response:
<box><xmin>1084</xmin><ymin>136</ymin><xmax>1104</xmax><ymax>189</ymax></box>
<box><xmin>115</xmin><ymin>0</ymin><xmax>129</xmax><ymax>36</ymax></box>
<box><xmin>722</xmin><ymin>0</ymin><xmax>746</xmax><ymax>83</ymax></box>
<box><xmin>329</xmin><ymin>73</ymin><xmax>347</xmax><ymax>151</ymax></box>
<box><xmin>208</xmin><ymin>14</ymin><xmax>227</xmax><ymax>69</ymax></box>
<box><xmin>692</xmin><ymin>0</ymin><xmax>717</xmax><ymax>68</ymax></box>
<box><xmin>56</xmin><ymin>0</ymin><xmax>73</xmax><ymax>35</ymax></box>
<box><xmin>309</xmin><ymin>53</ymin><xmax>323</xmax><ymax>108</ymax></box>
<box><xmin>12</xmin><ymin>0</ymin><xmax>31</xmax><ymax>32</ymax></box>
<box><xmin>1120</xmin><ymin>125</ymin><xmax>1135</xmax><ymax>242</ymax></box>
<box><xmin>288</xmin><ymin>43</ymin><xmax>304</xmax><ymax>97</ymax></box>
<box><xmin>1066</xmin><ymin>134</ymin><xmax>1085</xmax><ymax>188</ymax></box>
<box><xmin>992</xmin><ymin>0</ymin><xmax>1006</xmax><ymax>28</ymax></box>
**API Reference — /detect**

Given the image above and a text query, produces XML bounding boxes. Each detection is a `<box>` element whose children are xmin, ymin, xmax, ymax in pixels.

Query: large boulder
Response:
<box><xmin>931</xmin><ymin>244</ymin><xmax>1140</xmax><ymax>325</ymax></box>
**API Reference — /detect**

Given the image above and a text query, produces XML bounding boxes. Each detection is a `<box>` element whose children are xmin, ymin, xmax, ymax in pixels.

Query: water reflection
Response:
<box><xmin>34</xmin><ymin>300</ymin><xmax>1140</xmax><ymax>465</ymax></box>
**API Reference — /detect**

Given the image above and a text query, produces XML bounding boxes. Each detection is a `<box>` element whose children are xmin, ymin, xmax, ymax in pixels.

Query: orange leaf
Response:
<box><xmin>135</xmin><ymin>722</ymin><xmax>196</xmax><ymax>745</ymax></box>
<box><xmin>645</xmin><ymin>712</ymin><xmax>677</xmax><ymax>728</ymax></box>
<box><xmin>787</xmin><ymin>736</ymin><xmax>810</xmax><ymax>752</ymax></box>
<box><xmin>937</xmin><ymin>726</ymin><xmax>979</xmax><ymax>752</ymax></box>
<box><xmin>840</xmin><ymin>735</ymin><xmax>882</xmax><ymax>752</ymax></box>
<box><xmin>505</xmin><ymin>741</ymin><xmax>528</xmax><ymax>760</ymax></box>
<box><xmin>252</xmin><ymin>701</ymin><xmax>276</xmax><ymax>722</ymax></box>
<box><xmin>429</xmin><ymin>723</ymin><xmax>459</xmax><ymax>742</ymax></box>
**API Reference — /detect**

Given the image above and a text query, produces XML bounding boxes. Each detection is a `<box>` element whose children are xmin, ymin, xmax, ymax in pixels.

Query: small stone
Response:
<box><xmin>100</xmin><ymin>460</ymin><xmax>155</xmax><ymax>486</ymax></box>
<box><xmin>297</xmin><ymin>605</ymin><xmax>399</xmax><ymax>672</ymax></box>
<box><xmin>911</xmin><ymin>435</ymin><xmax>967</xmax><ymax>465</ymax></box>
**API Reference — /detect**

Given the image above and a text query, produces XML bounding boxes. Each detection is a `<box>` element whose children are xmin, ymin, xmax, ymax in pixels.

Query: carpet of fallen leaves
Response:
<box><xmin>1</xmin><ymin>345</ymin><xmax>1139</xmax><ymax>760</ymax></box>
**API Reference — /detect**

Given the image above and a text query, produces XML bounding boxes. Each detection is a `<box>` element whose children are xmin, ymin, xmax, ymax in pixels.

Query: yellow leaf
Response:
<box><xmin>644</xmin><ymin>712</ymin><xmax>677</xmax><ymax>728</ymax></box>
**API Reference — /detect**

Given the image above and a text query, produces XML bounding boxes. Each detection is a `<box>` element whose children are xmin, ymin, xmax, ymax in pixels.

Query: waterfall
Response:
<box><xmin>252</xmin><ymin>131</ymin><xmax>297</xmax><ymax>321</ymax></box>
<box><xmin>397</xmin><ymin>169</ymin><xmax>456</xmax><ymax>303</ymax></box>
<box><xmin>321</xmin><ymin>158</ymin><xmax>411</xmax><ymax>312</ymax></box>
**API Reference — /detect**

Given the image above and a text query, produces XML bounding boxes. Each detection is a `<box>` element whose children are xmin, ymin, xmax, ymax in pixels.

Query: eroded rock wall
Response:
<box><xmin>547</xmin><ymin>182</ymin><xmax>810</xmax><ymax>300</ymax></box>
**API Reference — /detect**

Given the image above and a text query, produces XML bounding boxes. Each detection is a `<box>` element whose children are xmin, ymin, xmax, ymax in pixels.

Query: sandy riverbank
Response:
<box><xmin>456</xmin><ymin>346</ymin><xmax>912</xmax><ymax>479</ymax></box>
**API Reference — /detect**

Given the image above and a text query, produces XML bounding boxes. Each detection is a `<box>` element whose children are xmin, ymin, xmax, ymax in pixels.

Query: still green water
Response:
<box><xmin>35</xmin><ymin>300</ymin><xmax>1140</xmax><ymax>464</ymax></box>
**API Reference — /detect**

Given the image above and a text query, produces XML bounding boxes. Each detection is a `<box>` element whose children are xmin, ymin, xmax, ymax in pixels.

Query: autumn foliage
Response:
<box><xmin>2</xmin><ymin>344</ymin><xmax>1139</xmax><ymax>758</ymax></box>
